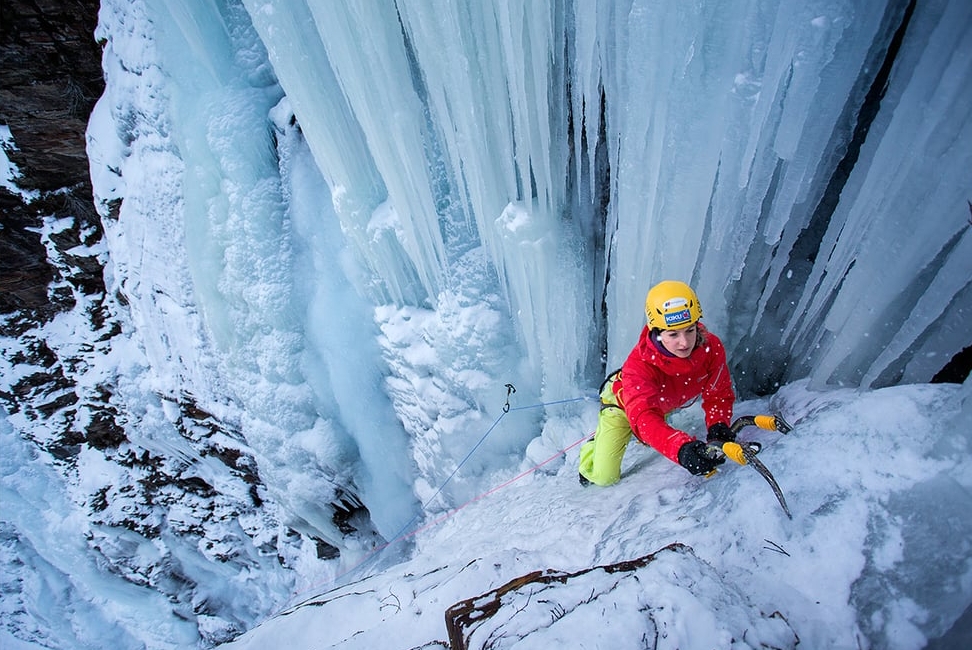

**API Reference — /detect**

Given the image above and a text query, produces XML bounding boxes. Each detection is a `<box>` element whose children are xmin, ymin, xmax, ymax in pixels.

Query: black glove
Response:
<box><xmin>678</xmin><ymin>440</ymin><xmax>725</xmax><ymax>475</ymax></box>
<box><xmin>707</xmin><ymin>422</ymin><xmax>735</xmax><ymax>444</ymax></box>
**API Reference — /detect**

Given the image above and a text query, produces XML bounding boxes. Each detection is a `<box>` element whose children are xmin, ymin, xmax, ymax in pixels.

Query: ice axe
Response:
<box><xmin>706</xmin><ymin>414</ymin><xmax>793</xmax><ymax>519</ymax></box>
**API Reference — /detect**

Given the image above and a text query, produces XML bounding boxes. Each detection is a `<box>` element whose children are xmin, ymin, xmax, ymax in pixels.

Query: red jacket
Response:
<box><xmin>614</xmin><ymin>323</ymin><xmax>734</xmax><ymax>463</ymax></box>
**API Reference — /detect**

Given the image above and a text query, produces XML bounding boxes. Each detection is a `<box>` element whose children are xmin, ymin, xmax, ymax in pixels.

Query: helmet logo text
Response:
<box><xmin>664</xmin><ymin>308</ymin><xmax>692</xmax><ymax>326</ymax></box>
<box><xmin>662</xmin><ymin>297</ymin><xmax>689</xmax><ymax>310</ymax></box>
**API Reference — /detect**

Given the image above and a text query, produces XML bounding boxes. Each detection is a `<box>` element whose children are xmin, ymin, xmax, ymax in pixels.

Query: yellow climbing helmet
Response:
<box><xmin>645</xmin><ymin>280</ymin><xmax>702</xmax><ymax>330</ymax></box>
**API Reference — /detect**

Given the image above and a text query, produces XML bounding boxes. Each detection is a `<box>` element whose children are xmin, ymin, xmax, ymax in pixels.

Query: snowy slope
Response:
<box><xmin>222</xmin><ymin>380</ymin><xmax>972</xmax><ymax>649</ymax></box>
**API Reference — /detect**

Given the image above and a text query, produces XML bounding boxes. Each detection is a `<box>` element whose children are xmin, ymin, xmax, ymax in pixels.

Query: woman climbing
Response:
<box><xmin>578</xmin><ymin>280</ymin><xmax>736</xmax><ymax>486</ymax></box>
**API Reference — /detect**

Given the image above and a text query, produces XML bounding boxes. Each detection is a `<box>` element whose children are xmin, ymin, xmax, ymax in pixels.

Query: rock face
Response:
<box><xmin>2</xmin><ymin>0</ymin><xmax>116</xmax><ymax>484</ymax></box>
<box><xmin>1</xmin><ymin>2</ymin><xmax>112</xmax><ymax>453</ymax></box>
<box><xmin>1</xmin><ymin>0</ymin><xmax>104</xmax><ymax>193</ymax></box>
<box><xmin>1</xmin><ymin>0</ymin><xmax>105</xmax><ymax>331</ymax></box>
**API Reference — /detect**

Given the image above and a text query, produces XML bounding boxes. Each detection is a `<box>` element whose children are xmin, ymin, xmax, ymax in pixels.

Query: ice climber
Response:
<box><xmin>578</xmin><ymin>280</ymin><xmax>736</xmax><ymax>486</ymax></box>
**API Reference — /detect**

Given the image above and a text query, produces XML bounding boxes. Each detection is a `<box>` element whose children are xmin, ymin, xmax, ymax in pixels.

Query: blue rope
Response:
<box><xmin>508</xmin><ymin>395</ymin><xmax>595</xmax><ymax>411</ymax></box>
<box><xmin>385</xmin><ymin>410</ymin><xmax>509</xmax><ymax>543</ymax></box>
<box><xmin>406</xmin><ymin>391</ymin><xmax>595</xmax><ymax>514</ymax></box>
<box><xmin>384</xmin><ymin>390</ymin><xmax>594</xmax><ymax>544</ymax></box>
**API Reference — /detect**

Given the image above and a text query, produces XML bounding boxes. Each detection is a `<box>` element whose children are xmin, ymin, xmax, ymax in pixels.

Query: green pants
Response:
<box><xmin>578</xmin><ymin>373</ymin><xmax>634</xmax><ymax>486</ymax></box>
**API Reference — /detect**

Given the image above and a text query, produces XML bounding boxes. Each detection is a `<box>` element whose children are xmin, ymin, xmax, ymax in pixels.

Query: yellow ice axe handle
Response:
<box><xmin>753</xmin><ymin>415</ymin><xmax>778</xmax><ymax>431</ymax></box>
<box><xmin>728</xmin><ymin>413</ymin><xmax>793</xmax><ymax>436</ymax></box>
<box><xmin>704</xmin><ymin>413</ymin><xmax>791</xmax><ymax>477</ymax></box>
<box><xmin>704</xmin><ymin>441</ymin><xmax>747</xmax><ymax>475</ymax></box>
<box><xmin>721</xmin><ymin>441</ymin><xmax>748</xmax><ymax>465</ymax></box>
<box><xmin>703</xmin><ymin>441</ymin><xmax>747</xmax><ymax>477</ymax></box>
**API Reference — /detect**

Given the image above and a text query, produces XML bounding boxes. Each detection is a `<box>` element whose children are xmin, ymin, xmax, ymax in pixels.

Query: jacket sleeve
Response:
<box><xmin>700</xmin><ymin>335</ymin><xmax>734</xmax><ymax>430</ymax></box>
<box><xmin>618</xmin><ymin>359</ymin><xmax>693</xmax><ymax>464</ymax></box>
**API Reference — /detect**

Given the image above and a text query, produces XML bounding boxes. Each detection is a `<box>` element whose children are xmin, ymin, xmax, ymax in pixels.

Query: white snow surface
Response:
<box><xmin>220</xmin><ymin>380</ymin><xmax>972</xmax><ymax>650</ymax></box>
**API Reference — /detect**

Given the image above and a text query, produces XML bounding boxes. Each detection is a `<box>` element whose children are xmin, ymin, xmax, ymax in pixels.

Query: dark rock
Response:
<box><xmin>0</xmin><ymin>0</ymin><xmax>105</xmax><ymax>194</ymax></box>
<box><xmin>1</xmin><ymin>0</ymin><xmax>105</xmax><ymax>334</ymax></box>
<box><xmin>315</xmin><ymin>538</ymin><xmax>341</xmax><ymax>561</ymax></box>
<box><xmin>86</xmin><ymin>407</ymin><xmax>127</xmax><ymax>449</ymax></box>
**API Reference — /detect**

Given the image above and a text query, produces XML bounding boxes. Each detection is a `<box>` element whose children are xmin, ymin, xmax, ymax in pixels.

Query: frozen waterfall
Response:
<box><xmin>237</xmin><ymin>0</ymin><xmax>972</xmax><ymax>395</ymax></box>
<box><xmin>87</xmin><ymin>0</ymin><xmax>971</xmax><ymax>562</ymax></box>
